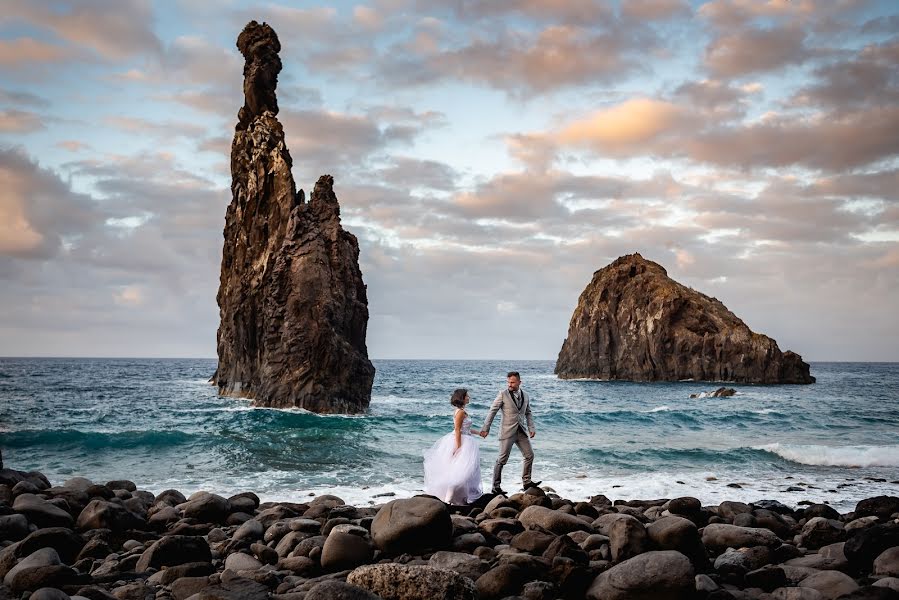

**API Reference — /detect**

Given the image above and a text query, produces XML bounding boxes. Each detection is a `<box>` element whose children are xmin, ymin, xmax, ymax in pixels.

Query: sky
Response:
<box><xmin>0</xmin><ymin>0</ymin><xmax>897</xmax><ymax>361</ymax></box>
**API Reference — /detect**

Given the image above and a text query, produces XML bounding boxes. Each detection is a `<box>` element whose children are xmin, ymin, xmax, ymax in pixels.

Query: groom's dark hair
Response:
<box><xmin>450</xmin><ymin>388</ymin><xmax>468</xmax><ymax>408</ymax></box>
<box><xmin>507</xmin><ymin>371</ymin><xmax>520</xmax><ymax>379</ymax></box>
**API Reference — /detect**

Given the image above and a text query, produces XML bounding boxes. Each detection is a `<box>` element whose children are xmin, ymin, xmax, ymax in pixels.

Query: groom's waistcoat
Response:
<box><xmin>484</xmin><ymin>388</ymin><xmax>535</xmax><ymax>440</ymax></box>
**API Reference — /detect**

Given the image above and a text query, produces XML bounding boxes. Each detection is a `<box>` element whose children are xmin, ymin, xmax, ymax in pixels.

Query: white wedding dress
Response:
<box><xmin>423</xmin><ymin>409</ymin><xmax>483</xmax><ymax>504</ymax></box>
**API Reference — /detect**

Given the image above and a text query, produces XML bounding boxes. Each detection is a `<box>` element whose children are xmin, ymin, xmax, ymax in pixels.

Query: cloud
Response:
<box><xmin>556</xmin><ymin>98</ymin><xmax>688</xmax><ymax>154</ymax></box>
<box><xmin>0</xmin><ymin>147</ymin><xmax>100</xmax><ymax>259</ymax></box>
<box><xmin>0</xmin><ymin>88</ymin><xmax>50</xmax><ymax>107</ymax></box>
<box><xmin>0</xmin><ymin>109</ymin><xmax>45</xmax><ymax>133</ymax></box>
<box><xmin>1</xmin><ymin>0</ymin><xmax>162</xmax><ymax>60</ymax></box>
<box><xmin>705</xmin><ymin>25</ymin><xmax>811</xmax><ymax>77</ymax></box>
<box><xmin>0</xmin><ymin>38</ymin><xmax>70</xmax><ymax>68</ymax></box>
<box><xmin>621</xmin><ymin>0</ymin><xmax>691</xmax><ymax>21</ymax></box>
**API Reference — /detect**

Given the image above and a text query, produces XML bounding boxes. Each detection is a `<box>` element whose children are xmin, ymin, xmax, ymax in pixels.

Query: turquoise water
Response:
<box><xmin>1</xmin><ymin>359</ymin><xmax>897</xmax><ymax>510</ymax></box>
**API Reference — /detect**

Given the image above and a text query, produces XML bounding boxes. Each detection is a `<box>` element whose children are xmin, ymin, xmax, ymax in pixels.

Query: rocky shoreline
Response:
<box><xmin>1</xmin><ymin>467</ymin><xmax>897</xmax><ymax>600</ymax></box>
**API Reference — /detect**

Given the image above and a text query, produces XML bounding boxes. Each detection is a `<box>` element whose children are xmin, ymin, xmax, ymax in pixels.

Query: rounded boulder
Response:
<box><xmin>586</xmin><ymin>550</ymin><xmax>694</xmax><ymax>600</ymax></box>
<box><xmin>370</xmin><ymin>497</ymin><xmax>451</xmax><ymax>555</ymax></box>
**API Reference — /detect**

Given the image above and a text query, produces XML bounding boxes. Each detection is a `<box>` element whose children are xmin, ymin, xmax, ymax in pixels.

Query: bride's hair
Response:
<box><xmin>450</xmin><ymin>388</ymin><xmax>468</xmax><ymax>408</ymax></box>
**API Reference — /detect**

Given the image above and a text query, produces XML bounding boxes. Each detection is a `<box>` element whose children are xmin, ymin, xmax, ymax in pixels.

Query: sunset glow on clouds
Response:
<box><xmin>0</xmin><ymin>0</ymin><xmax>897</xmax><ymax>360</ymax></box>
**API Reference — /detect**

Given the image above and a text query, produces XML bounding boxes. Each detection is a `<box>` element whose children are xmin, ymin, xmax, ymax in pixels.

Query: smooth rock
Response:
<box><xmin>874</xmin><ymin>546</ymin><xmax>899</xmax><ymax>577</ymax></box>
<box><xmin>586</xmin><ymin>550</ymin><xmax>695</xmax><ymax>600</ymax></box>
<box><xmin>30</xmin><ymin>588</ymin><xmax>72</xmax><ymax>600</ymax></box>
<box><xmin>320</xmin><ymin>532</ymin><xmax>373</xmax><ymax>571</ymax></box>
<box><xmin>370</xmin><ymin>497</ymin><xmax>451</xmax><ymax>555</ymax></box>
<box><xmin>12</xmin><ymin>494</ymin><xmax>74</xmax><ymax>528</ymax></box>
<box><xmin>476</xmin><ymin>564</ymin><xmax>527</xmax><ymax>599</ymax></box>
<box><xmin>608</xmin><ymin>514</ymin><xmax>647</xmax><ymax>562</ymax></box>
<box><xmin>182</xmin><ymin>492</ymin><xmax>231</xmax><ymax>523</ymax></box>
<box><xmin>136</xmin><ymin>536</ymin><xmax>212</xmax><ymax>572</ymax></box>
<box><xmin>855</xmin><ymin>496</ymin><xmax>899</xmax><ymax>520</ymax></box>
<box><xmin>772</xmin><ymin>589</ymin><xmax>824</xmax><ymax>600</ymax></box>
<box><xmin>519</xmin><ymin>505</ymin><xmax>593</xmax><ymax>535</ymax></box>
<box><xmin>0</xmin><ymin>514</ymin><xmax>30</xmax><ymax>541</ymax></box>
<box><xmin>224</xmin><ymin>553</ymin><xmax>262</xmax><ymax>572</ymax></box>
<box><xmin>702</xmin><ymin>523</ymin><xmax>781</xmax><ymax>553</ymax></box>
<box><xmin>845</xmin><ymin>524</ymin><xmax>899</xmax><ymax>572</ymax></box>
<box><xmin>4</xmin><ymin>547</ymin><xmax>60</xmax><ymax>587</ymax></box>
<box><xmin>76</xmin><ymin>499</ymin><xmax>144</xmax><ymax>532</ymax></box>
<box><xmin>428</xmin><ymin>551</ymin><xmax>485</xmax><ymax>582</ymax></box>
<box><xmin>799</xmin><ymin>570</ymin><xmax>859</xmax><ymax>599</ymax></box>
<box><xmin>302</xmin><ymin>580</ymin><xmax>381</xmax><ymax>600</ymax></box>
<box><xmin>18</xmin><ymin>527</ymin><xmax>85</xmax><ymax>564</ymax></box>
<box><xmin>798</xmin><ymin>517</ymin><xmax>845</xmax><ymax>550</ymax></box>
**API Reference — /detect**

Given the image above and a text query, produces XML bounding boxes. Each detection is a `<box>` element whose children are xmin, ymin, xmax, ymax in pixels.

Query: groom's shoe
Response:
<box><xmin>522</xmin><ymin>480</ymin><xmax>542</xmax><ymax>491</ymax></box>
<box><xmin>491</xmin><ymin>487</ymin><xmax>507</xmax><ymax>495</ymax></box>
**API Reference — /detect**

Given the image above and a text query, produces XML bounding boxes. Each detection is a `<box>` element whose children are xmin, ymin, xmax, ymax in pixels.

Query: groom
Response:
<box><xmin>480</xmin><ymin>371</ymin><xmax>539</xmax><ymax>494</ymax></box>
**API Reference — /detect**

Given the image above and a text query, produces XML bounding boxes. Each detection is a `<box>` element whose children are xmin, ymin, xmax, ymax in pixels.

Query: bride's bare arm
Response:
<box><xmin>454</xmin><ymin>410</ymin><xmax>464</xmax><ymax>452</ymax></box>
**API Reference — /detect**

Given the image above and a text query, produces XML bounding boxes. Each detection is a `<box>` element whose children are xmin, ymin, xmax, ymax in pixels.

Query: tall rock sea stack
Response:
<box><xmin>213</xmin><ymin>21</ymin><xmax>375</xmax><ymax>413</ymax></box>
<box><xmin>555</xmin><ymin>253</ymin><xmax>814</xmax><ymax>384</ymax></box>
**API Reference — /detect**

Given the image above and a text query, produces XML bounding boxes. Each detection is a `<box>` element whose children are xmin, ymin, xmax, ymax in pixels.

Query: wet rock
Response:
<box><xmin>802</xmin><ymin>504</ymin><xmax>841</xmax><ymax>521</ymax></box>
<box><xmin>718</xmin><ymin>501</ymin><xmax>753</xmax><ymax>522</ymax></box>
<box><xmin>4</xmin><ymin>547</ymin><xmax>60</xmax><ymax>586</ymax></box>
<box><xmin>76</xmin><ymin>500</ymin><xmax>144</xmax><ymax>532</ymax></box>
<box><xmin>370</xmin><ymin>497</ymin><xmax>451</xmax><ymax>555</ymax></box>
<box><xmin>555</xmin><ymin>253</ymin><xmax>814</xmax><ymax>383</ymax></box>
<box><xmin>135</xmin><ymin>536</ymin><xmax>212</xmax><ymax>572</ymax></box>
<box><xmin>182</xmin><ymin>492</ymin><xmax>231</xmax><ymax>523</ymax></box>
<box><xmin>192</xmin><ymin>575</ymin><xmax>269</xmax><ymax>600</ymax></box>
<box><xmin>0</xmin><ymin>514</ymin><xmax>29</xmax><ymax>541</ymax></box>
<box><xmin>798</xmin><ymin>517</ymin><xmax>845</xmax><ymax>550</ymax></box>
<box><xmin>232</xmin><ymin>519</ymin><xmax>264</xmax><ymax>542</ymax></box>
<box><xmin>647</xmin><ymin>516</ymin><xmax>708</xmax><ymax>568</ymax></box>
<box><xmin>347</xmin><ymin>563</ymin><xmax>477</xmax><ymax>600</ymax></box>
<box><xmin>855</xmin><ymin>496</ymin><xmax>899</xmax><ymax>520</ymax></box>
<box><xmin>543</xmin><ymin>535</ymin><xmax>588</xmax><ymax>564</ymax></box>
<box><xmin>586</xmin><ymin>550</ymin><xmax>694</xmax><ymax>600</ymax></box>
<box><xmin>17</xmin><ymin>527</ymin><xmax>85</xmax><ymax>565</ymax></box>
<box><xmin>12</xmin><ymin>494</ymin><xmax>74</xmax><ymax>529</ymax></box>
<box><xmin>511</xmin><ymin>529</ymin><xmax>556</xmax><ymax>554</ymax></box>
<box><xmin>845</xmin><ymin>523</ymin><xmax>899</xmax><ymax>572</ymax></box>
<box><xmin>714</xmin><ymin>546</ymin><xmax>772</xmax><ymax>577</ymax></box>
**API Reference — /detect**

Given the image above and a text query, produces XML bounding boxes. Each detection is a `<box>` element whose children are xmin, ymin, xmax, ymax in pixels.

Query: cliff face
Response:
<box><xmin>555</xmin><ymin>253</ymin><xmax>814</xmax><ymax>384</ymax></box>
<box><xmin>213</xmin><ymin>21</ymin><xmax>375</xmax><ymax>413</ymax></box>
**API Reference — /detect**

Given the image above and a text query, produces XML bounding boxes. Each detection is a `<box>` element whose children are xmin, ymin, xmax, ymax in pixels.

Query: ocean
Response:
<box><xmin>1</xmin><ymin>359</ymin><xmax>897</xmax><ymax>511</ymax></box>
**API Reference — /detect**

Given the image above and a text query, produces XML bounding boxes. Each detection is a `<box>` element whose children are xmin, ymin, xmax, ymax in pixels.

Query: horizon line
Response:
<box><xmin>0</xmin><ymin>356</ymin><xmax>897</xmax><ymax>364</ymax></box>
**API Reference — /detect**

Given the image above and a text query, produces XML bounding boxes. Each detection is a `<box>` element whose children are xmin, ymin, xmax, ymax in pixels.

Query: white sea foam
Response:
<box><xmin>757</xmin><ymin>443</ymin><xmax>899</xmax><ymax>467</ymax></box>
<box><xmin>646</xmin><ymin>405</ymin><xmax>672</xmax><ymax>413</ymax></box>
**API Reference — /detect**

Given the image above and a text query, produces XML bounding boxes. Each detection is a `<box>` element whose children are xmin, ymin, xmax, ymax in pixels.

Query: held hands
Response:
<box><xmin>530</xmin><ymin>430</ymin><xmax>536</xmax><ymax>438</ymax></box>
<box><xmin>479</xmin><ymin>430</ymin><xmax>488</xmax><ymax>438</ymax></box>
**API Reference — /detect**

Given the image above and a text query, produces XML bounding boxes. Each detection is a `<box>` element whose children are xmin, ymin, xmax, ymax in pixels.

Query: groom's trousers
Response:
<box><xmin>492</xmin><ymin>426</ymin><xmax>534</xmax><ymax>490</ymax></box>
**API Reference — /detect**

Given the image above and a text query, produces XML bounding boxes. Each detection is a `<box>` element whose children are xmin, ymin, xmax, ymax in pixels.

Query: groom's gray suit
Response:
<box><xmin>482</xmin><ymin>388</ymin><xmax>535</xmax><ymax>491</ymax></box>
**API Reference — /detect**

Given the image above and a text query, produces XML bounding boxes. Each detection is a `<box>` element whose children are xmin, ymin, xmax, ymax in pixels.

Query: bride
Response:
<box><xmin>423</xmin><ymin>388</ymin><xmax>483</xmax><ymax>504</ymax></box>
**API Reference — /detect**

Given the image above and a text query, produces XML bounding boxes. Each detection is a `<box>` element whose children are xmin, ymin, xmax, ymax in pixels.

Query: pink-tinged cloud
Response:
<box><xmin>2</xmin><ymin>0</ymin><xmax>161</xmax><ymax>60</ymax></box>
<box><xmin>0</xmin><ymin>109</ymin><xmax>44</xmax><ymax>133</ymax></box>
<box><xmin>556</xmin><ymin>98</ymin><xmax>688</xmax><ymax>154</ymax></box>
<box><xmin>56</xmin><ymin>140</ymin><xmax>90</xmax><ymax>152</ymax></box>
<box><xmin>0</xmin><ymin>148</ymin><xmax>99</xmax><ymax>259</ymax></box>
<box><xmin>0</xmin><ymin>38</ymin><xmax>69</xmax><ymax>67</ymax></box>
<box><xmin>687</xmin><ymin>105</ymin><xmax>899</xmax><ymax>170</ymax></box>
<box><xmin>622</xmin><ymin>0</ymin><xmax>691</xmax><ymax>20</ymax></box>
<box><xmin>705</xmin><ymin>25</ymin><xmax>810</xmax><ymax>77</ymax></box>
<box><xmin>430</xmin><ymin>0</ymin><xmax>614</xmax><ymax>23</ymax></box>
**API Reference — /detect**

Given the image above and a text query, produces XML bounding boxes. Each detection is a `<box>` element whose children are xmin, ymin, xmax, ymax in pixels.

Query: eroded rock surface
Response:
<box><xmin>213</xmin><ymin>21</ymin><xmax>374</xmax><ymax>413</ymax></box>
<box><xmin>555</xmin><ymin>253</ymin><xmax>814</xmax><ymax>383</ymax></box>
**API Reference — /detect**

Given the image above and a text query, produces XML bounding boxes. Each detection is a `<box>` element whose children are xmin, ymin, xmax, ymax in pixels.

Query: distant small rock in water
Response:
<box><xmin>212</xmin><ymin>21</ymin><xmax>374</xmax><ymax>413</ymax></box>
<box><xmin>690</xmin><ymin>387</ymin><xmax>737</xmax><ymax>399</ymax></box>
<box><xmin>555</xmin><ymin>253</ymin><xmax>814</xmax><ymax>384</ymax></box>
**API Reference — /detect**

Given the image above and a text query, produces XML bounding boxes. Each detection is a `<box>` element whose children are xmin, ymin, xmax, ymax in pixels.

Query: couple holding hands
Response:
<box><xmin>423</xmin><ymin>371</ymin><xmax>540</xmax><ymax>505</ymax></box>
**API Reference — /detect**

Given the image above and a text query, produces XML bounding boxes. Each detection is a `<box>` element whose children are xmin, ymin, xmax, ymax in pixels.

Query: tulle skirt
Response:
<box><xmin>423</xmin><ymin>432</ymin><xmax>483</xmax><ymax>505</ymax></box>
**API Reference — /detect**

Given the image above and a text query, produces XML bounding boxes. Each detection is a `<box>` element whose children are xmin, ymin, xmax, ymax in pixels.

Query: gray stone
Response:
<box><xmin>701</xmin><ymin>523</ymin><xmax>781</xmax><ymax>553</ymax></box>
<box><xmin>18</xmin><ymin>527</ymin><xmax>85</xmax><ymax>564</ymax></box>
<box><xmin>476</xmin><ymin>564</ymin><xmax>526</xmax><ymax>599</ymax></box>
<box><xmin>0</xmin><ymin>514</ymin><xmax>30</xmax><ymax>541</ymax></box>
<box><xmin>30</xmin><ymin>588</ymin><xmax>72</xmax><ymax>600</ymax></box>
<box><xmin>4</xmin><ymin>547</ymin><xmax>60</xmax><ymax>587</ymax></box>
<box><xmin>111</xmin><ymin>582</ymin><xmax>153</xmax><ymax>600</ymax></box>
<box><xmin>772</xmin><ymin>589</ymin><xmax>825</xmax><ymax>600</ymax></box>
<box><xmin>302</xmin><ymin>580</ymin><xmax>381</xmax><ymax>600</ymax></box>
<box><xmin>232</xmin><ymin>519</ymin><xmax>264</xmax><ymax>542</ymax></box>
<box><xmin>873</xmin><ymin>578</ymin><xmax>899</xmax><ymax>592</ymax></box>
<box><xmin>874</xmin><ymin>546</ymin><xmax>899</xmax><ymax>577</ymax></box>
<box><xmin>608</xmin><ymin>514</ymin><xmax>647</xmax><ymax>562</ymax></box>
<box><xmin>428</xmin><ymin>551</ymin><xmax>485</xmax><ymax>582</ymax></box>
<box><xmin>347</xmin><ymin>563</ymin><xmax>477</xmax><ymax>600</ymax></box>
<box><xmin>799</xmin><ymin>570</ymin><xmax>859</xmax><ymax>599</ymax></box>
<box><xmin>12</xmin><ymin>494</ymin><xmax>74</xmax><ymax>528</ymax></box>
<box><xmin>136</xmin><ymin>536</ymin><xmax>212</xmax><ymax>572</ymax></box>
<box><xmin>76</xmin><ymin>499</ymin><xmax>144</xmax><ymax>532</ymax></box>
<box><xmin>320</xmin><ymin>532</ymin><xmax>373</xmax><ymax>571</ymax></box>
<box><xmin>182</xmin><ymin>492</ymin><xmax>231</xmax><ymax>524</ymax></box>
<box><xmin>171</xmin><ymin>578</ymin><xmax>211</xmax><ymax>600</ymax></box>
<box><xmin>370</xmin><ymin>497</ymin><xmax>452</xmax><ymax>555</ymax></box>
<box><xmin>586</xmin><ymin>550</ymin><xmax>694</xmax><ymax>600</ymax></box>
<box><xmin>224</xmin><ymin>553</ymin><xmax>262</xmax><ymax>572</ymax></box>
<box><xmin>798</xmin><ymin>517</ymin><xmax>845</xmax><ymax>550</ymax></box>
<box><xmin>519</xmin><ymin>505</ymin><xmax>592</xmax><ymax>535</ymax></box>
